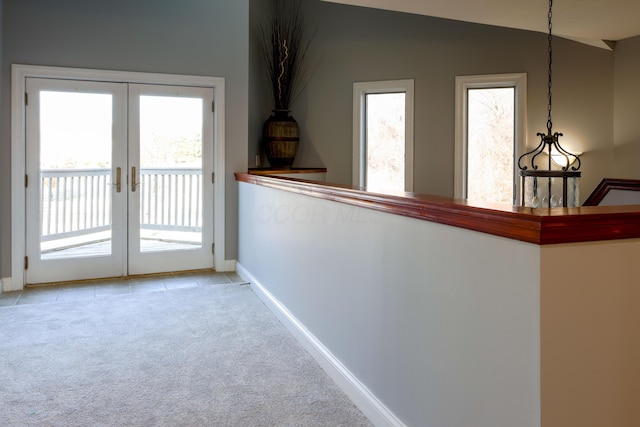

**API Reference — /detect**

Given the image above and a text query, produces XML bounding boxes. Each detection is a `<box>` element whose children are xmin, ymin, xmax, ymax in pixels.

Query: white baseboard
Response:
<box><xmin>2</xmin><ymin>277</ymin><xmax>16</xmax><ymax>293</ymax></box>
<box><xmin>214</xmin><ymin>259</ymin><xmax>236</xmax><ymax>272</ymax></box>
<box><xmin>223</xmin><ymin>259</ymin><xmax>237</xmax><ymax>272</ymax></box>
<box><xmin>236</xmin><ymin>263</ymin><xmax>405</xmax><ymax>427</ymax></box>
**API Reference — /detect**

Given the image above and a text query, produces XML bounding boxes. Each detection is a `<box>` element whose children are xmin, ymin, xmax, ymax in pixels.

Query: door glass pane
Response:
<box><xmin>366</xmin><ymin>93</ymin><xmax>405</xmax><ymax>192</ymax></box>
<box><xmin>40</xmin><ymin>91</ymin><xmax>113</xmax><ymax>259</ymax></box>
<box><xmin>139</xmin><ymin>96</ymin><xmax>203</xmax><ymax>252</ymax></box>
<box><xmin>467</xmin><ymin>87</ymin><xmax>515</xmax><ymax>204</ymax></box>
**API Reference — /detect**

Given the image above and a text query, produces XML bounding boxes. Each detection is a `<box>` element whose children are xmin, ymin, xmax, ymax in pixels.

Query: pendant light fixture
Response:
<box><xmin>518</xmin><ymin>0</ymin><xmax>581</xmax><ymax>208</ymax></box>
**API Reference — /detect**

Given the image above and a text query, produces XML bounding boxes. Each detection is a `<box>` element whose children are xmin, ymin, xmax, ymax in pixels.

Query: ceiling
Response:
<box><xmin>320</xmin><ymin>0</ymin><xmax>640</xmax><ymax>50</ymax></box>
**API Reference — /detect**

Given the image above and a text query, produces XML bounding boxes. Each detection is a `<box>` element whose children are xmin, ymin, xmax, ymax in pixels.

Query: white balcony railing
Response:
<box><xmin>41</xmin><ymin>168</ymin><xmax>202</xmax><ymax>245</ymax></box>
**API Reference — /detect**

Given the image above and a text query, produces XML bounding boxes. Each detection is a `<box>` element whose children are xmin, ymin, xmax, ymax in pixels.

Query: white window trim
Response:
<box><xmin>353</xmin><ymin>79</ymin><xmax>414</xmax><ymax>192</ymax></box>
<box><xmin>454</xmin><ymin>73</ymin><xmax>527</xmax><ymax>203</ymax></box>
<box><xmin>10</xmin><ymin>64</ymin><xmax>226</xmax><ymax>290</ymax></box>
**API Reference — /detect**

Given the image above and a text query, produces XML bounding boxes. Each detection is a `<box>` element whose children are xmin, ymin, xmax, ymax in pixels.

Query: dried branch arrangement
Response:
<box><xmin>256</xmin><ymin>0</ymin><xmax>313</xmax><ymax>111</ymax></box>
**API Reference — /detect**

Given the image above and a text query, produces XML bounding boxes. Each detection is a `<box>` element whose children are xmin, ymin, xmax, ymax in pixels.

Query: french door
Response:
<box><xmin>25</xmin><ymin>78</ymin><xmax>214</xmax><ymax>284</ymax></box>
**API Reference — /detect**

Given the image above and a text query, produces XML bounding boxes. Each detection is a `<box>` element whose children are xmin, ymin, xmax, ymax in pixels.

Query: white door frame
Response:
<box><xmin>11</xmin><ymin>64</ymin><xmax>226</xmax><ymax>290</ymax></box>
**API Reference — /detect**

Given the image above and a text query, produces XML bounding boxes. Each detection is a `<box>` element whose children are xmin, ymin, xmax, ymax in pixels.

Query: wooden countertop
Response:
<box><xmin>235</xmin><ymin>173</ymin><xmax>640</xmax><ymax>245</ymax></box>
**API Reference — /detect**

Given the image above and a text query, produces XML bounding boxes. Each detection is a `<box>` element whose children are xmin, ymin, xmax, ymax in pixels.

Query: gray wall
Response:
<box><xmin>0</xmin><ymin>0</ymin><xmax>3</xmax><ymax>288</ymax></box>
<box><xmin>0</xmin><ymin>0</ymin><xmax>249</xmax><ymax>278</ymax></box>
<box><xmin>250</xmin><ymin>0</ymin><xmax>615</xmax><ymax>199</ymax></box>
<box><xmin>249</xmin><ymin>0</ymin><xmax>273</xmax><ymax>168</ymax></box>
<box><xmin>1</xmin><ymin>0</ymin><xmax>631</xmax><ymax>279</ymax></box>
<box><xmin>614</xmin><ymin>35</ymin><xmax>640</xmax><ymax>178</ymax></box>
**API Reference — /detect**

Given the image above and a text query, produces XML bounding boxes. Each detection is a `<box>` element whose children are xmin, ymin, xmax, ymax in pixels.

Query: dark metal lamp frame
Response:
<box><xmin>517</xmin><ymin>0</ymin><xmax>582</xmax><ymax>208</ymax></box>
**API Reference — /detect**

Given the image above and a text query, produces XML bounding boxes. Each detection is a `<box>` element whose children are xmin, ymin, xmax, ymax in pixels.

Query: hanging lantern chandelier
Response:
<box><xmin>518</xmin><ymin>0</ymin><xmax>581</xmax><ymax>208</ymax></box>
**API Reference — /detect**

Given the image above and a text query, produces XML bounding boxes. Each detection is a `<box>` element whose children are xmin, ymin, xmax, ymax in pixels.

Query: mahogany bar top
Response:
<box><xmin>235</xmin><ymin>173</ymin><xmax>640</xmax><ymax>245</ymax></box>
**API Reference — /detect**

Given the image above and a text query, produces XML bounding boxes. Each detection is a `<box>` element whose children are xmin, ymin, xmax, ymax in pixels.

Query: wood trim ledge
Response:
<box><xmin>235</xmin><ymin>173</ymin><xmax>640</xmax><ymax>245</ymax></box>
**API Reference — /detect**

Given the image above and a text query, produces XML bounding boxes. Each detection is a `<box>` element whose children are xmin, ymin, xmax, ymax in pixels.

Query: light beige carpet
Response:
<box><xmin>0</xmin><ymin>283</ymin><xmax>372</xmax><ymax>426</ymax></box>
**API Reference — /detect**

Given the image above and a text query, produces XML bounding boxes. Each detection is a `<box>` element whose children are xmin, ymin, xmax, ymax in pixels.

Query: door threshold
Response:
<box><xmin>25</xmin><ymin>268</ymin><xmax>216</xmax><ymax>288</ymax></box>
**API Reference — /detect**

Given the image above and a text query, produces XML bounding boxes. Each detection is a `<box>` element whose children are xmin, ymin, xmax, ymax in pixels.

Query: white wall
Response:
<box><xmin>238</xmin><ymin>181</ymin><xmax>541</xmax><ymax>427</ymax></box>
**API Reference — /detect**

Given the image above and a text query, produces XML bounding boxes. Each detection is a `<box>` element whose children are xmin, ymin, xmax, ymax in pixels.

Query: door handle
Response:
<box><xmin>112</xmin><ymin>167</ymin><xmax>122</xmax><ymax>193</ymax></box>
<box><xmin>131</xmin><ymin>166</ymin><xmax>141</xmax><ymax>192</ymax></box>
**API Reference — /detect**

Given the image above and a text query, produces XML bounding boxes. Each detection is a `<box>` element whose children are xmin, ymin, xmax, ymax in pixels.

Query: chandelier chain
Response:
<box><xmin>547</xmin><ymin>0</ymin><xmax>553</xmax><ymax>134</ymax></box>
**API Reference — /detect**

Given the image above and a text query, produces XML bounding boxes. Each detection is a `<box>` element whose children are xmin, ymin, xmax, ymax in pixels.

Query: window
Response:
<box><xmin>353</xmin><ymin>80</ymin><xmax>414</xmax><ymax>192</ymax></box>
<box><xmin>454</xmin><ymin>74</ymin><xmax>526</xmax><ymax>205</ymax></box>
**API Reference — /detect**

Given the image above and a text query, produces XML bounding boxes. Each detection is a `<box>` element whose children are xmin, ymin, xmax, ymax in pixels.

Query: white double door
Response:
<box><xmin>25</xmin><ymin>78</ymin><xmax>215</xmax><ymax>284</ymax></box>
